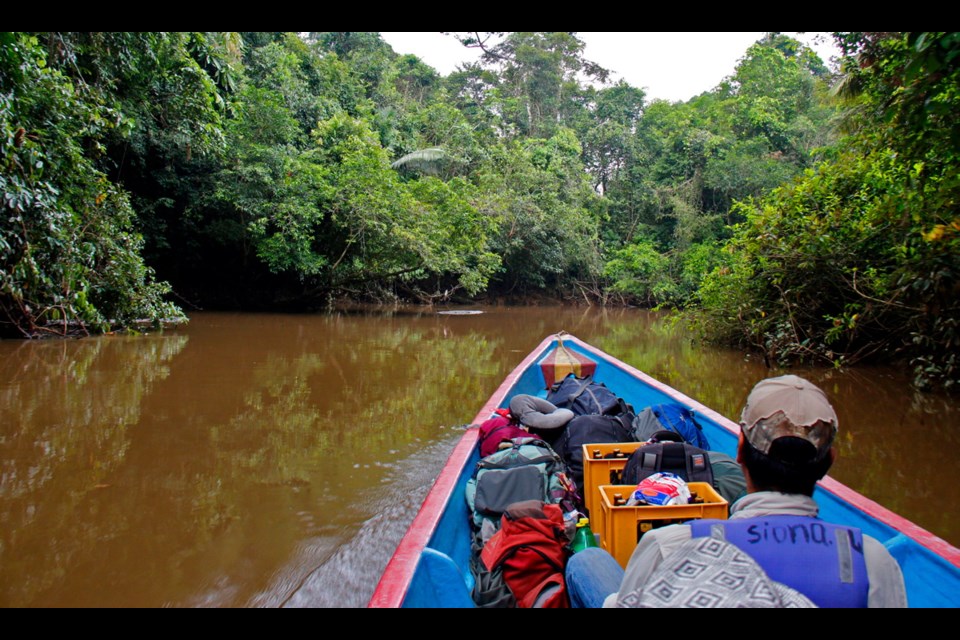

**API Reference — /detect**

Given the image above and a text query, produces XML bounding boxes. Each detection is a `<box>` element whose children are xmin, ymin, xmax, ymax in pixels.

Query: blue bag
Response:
<box><xmin>632</xmin><ymin>403</ymin><xmax>710</xmax><ymax>450</ymax></box>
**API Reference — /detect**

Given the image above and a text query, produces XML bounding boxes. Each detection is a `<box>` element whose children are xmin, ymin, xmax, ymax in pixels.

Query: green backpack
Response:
<box><xmin>465</xmin><ymin>438</ymin><xmax>578</xmax><ymax>544</ymax></box>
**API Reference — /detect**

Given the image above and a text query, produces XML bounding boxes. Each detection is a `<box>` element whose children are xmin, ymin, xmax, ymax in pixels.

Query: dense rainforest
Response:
<box><xmin>1</xmin><ymin>32</ymin><xmax>958</xmax><ymax>390</ymax></box>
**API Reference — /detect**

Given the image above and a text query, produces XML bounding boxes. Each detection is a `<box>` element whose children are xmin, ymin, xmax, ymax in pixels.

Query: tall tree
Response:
<box><xmin>452</xmin><ymin>32</ymin><xmax>609</xmax><ymax>138</ymax></box>
<box><xmin>476</xmin><ymin>128</ymin><xmax>602</xmax><ymax>295</ymax></box>
<box><xmin>580</xmin><ymin>80</ymin><xmax>646</xmax><ymax>195</ymax></box>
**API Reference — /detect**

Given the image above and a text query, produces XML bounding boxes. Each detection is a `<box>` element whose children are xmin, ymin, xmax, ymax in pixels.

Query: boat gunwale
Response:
<box><xmin>369</xmin><ymin>333</ymin><xmax>960</xmax><ymax>608</ymax></box>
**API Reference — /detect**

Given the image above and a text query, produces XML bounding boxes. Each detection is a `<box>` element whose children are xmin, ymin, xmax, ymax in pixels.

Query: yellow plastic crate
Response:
<box><xmin>580</xmin><ymin>442</ymin><xmax>645</xmax><ymax>522</ymax></box>
<box><xmin>597</xmin><ymin>482</ymin><xmax>729</xmax><ymax>568</ymax></box>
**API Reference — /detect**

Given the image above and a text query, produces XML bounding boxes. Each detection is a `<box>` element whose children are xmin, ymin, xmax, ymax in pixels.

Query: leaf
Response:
<box><xmin>390</xmin><ymin>147</ymin><xmax>447</xmax><ymax>172</ymax></box>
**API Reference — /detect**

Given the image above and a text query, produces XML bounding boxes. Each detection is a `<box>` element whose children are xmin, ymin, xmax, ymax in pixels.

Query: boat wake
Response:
<box><xmin>267</xmin><ymin>431</ymin><xmax>464</xmax><ymax>608</ymax></box>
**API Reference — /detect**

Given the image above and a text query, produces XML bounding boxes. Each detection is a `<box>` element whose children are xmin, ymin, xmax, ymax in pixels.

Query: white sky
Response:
<box><xmin>379</xmin><ymin>32</ymin><xmax>841</xmax><ymax>104</ymax></box>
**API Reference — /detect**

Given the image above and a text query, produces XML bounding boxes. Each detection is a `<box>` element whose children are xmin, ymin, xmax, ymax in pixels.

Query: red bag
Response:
<box><xmin>478</xmin><ymin>500</ymin><xmax>571</xmax><ymax>608</ymax></box>
<box><xmin>478</xmin><ymin>413</ymin><xmax>540</xmax><ymax>458</ymax></box>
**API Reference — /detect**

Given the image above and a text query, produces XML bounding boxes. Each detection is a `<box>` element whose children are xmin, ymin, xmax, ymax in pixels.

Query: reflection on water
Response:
<box><xmin>0</xmin><ymin>334</ymin><xmax>189</xmax><ymax>607</ymax></box>
<box><xmin>0</xmin><ymin>306</ymin><xmax>957</xmax><ymax>607</ymax></box>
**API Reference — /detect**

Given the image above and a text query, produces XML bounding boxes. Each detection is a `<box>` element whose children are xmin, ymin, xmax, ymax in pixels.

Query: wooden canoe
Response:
<box><xmin>368</xmin><ymin>333</ymin><xmax>960</xmax><ymax>607</ymax></box>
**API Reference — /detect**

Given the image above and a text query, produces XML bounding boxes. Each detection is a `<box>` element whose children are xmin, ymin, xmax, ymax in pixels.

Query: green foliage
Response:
<box><xmin>679</xmin><ymin>241</ymin><xmax>726</xmax><ymax>299</ymax></box>
<box><xmin>702</xmin><ymin>138</ymin><xmax>799</xmax><ymax>205</ymax></box>
<box><xmin>251</xmin><ymin>113</ymin><xmax>406</xmax><ymax>277</ymax></box>
<box><xmin>600</xmin><ymin>33</ymin><xmax>839</xmax><ymax>309</ymax></box>
<box><xmin>404</xmin><ymin>177</ymin><xmax>501</xmax><ymax>295</ymax></box>
<box><xmin>728</xmin><ymin>40</ymin><xmax>817</xmax><ymax>157</ymax></box>
<box><xmin>58</xmin><ymin>32</ymin><xmax>233</xmax><ymax>162</ymax></box>
<box><xmin>692</xmin><ymin>32</ymin><xmax>960</xmax><ymax>389</ymax></box>
<box><xmin>393</xmin><ymin>54</ymin><xmax>441</xmax><ymax>104</ymax></box>
<box><xmin>695</xmin><ymin>135</ymin><xmax>960</xmax><ymax>389</ymax></box>
<box><xmin>0</xmin><ymin>33</ymin><xmax>184</xmax><ymax>337</ymax></box>
<box><xmin>602</xmin><ymin>238</ymin><xmax>677</xmax><ymax>305</ymax></box>
<box><xmin>408</xmin><ymin>100</ymin><xmax>486</xmax><ymax>176</ymax></box>
<box><xmin>579</xmin><ymin>80</ymin><xmax>646</xmax><ymax>194</ymax></box>
<box><xmin>13</xmin><ymin>29</ymin><xmax>955</xmax><ymax>394</ymax></box>
<box><xmin>244</xmin><ymin>40</ymin><xmax>325</xmax><ymax>135</ymax></box>
<box><xmin>450</xmin><ymin>32</ymin><xmax>608</xmax><ymax>139</ymax></box>
<box><xmin>476</xmin><ymin>128</ymin><xmax>602</xmax><ymax>293</ymax></box>
<box><xmin>835</xmin><ymin>32</ymin><xmax>960</xmax><ymax>168</ymax></box>
<box><xmin>230</xmin><ymin>108</ymin><xmax>498</xmax><ymax>301</ymax></box>
<box><xmin>602</xmin><ymin>237</ymin><xmax>725</xmax><ymax>308</ymax></box>
<box><xmin>309</xmin><ymin>32</ymin><xmax>395</xmax><ymax>102</ymax></box>
<box><xmin>391</xmin><ymin>147</ymin><xmax>447</xmax><ymax>175</ymax></box>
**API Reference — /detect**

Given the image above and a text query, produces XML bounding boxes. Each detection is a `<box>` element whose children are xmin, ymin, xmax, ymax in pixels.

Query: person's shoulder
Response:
<box><xmin>646</xmin><ymin>521</ymin><xmax>693</xmax><ymax>538</ymax></box>
<box><xmin>622</xmin><ymin>522</ymin><xmax>695</xmax><ymax>572</ymax></box>
<box><xmin>861</xmin><ymin>533</ymin><xmax>904</xmax><ymax>574</ymax></box>
<box><xmin>640</xmin><ymin>522</ymin><xmax>695</xmax><ymax>553</ymax></box>
<box><xmin>861</xmin><ymin>534</ymin><xmax>909</xmax><ymax>608</ymax></box>
<box><xmin>862</xmin><ymin>534</ymin><xmax>899</xmax><ymax>562</ymax></box>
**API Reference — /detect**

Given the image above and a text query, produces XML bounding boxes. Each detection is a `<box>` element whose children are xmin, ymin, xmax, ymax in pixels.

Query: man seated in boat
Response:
<box><xmin>566</xmin><ymin>375</ymin><xmax>908</xmax><ymax>608</ymax></box>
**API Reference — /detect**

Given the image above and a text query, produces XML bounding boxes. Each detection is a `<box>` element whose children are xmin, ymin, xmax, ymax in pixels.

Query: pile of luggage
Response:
<box><xmin>463</xmin><ymin>374</ymin><xmax>747</xmax><ymax>608</ymax></box>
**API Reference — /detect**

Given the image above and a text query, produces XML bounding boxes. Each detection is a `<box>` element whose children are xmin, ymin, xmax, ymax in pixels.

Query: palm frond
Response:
<box><xmin>391</xmin><ymin>147</ymin><xmax>447</xmax><ymax>174</ymax></box>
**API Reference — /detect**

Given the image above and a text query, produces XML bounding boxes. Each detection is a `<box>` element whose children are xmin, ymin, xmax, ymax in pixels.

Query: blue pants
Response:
<box><xmin>565</xmin><ymin>547</ymin><xmax>625</xmax><ymax>608</ymax></box>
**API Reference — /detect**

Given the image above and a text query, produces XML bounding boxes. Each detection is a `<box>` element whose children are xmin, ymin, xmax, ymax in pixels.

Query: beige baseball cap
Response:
<box><xmin>740</xmin><ymin>375</ymin><xmax>838</xmax><ymax>460</ymax></box>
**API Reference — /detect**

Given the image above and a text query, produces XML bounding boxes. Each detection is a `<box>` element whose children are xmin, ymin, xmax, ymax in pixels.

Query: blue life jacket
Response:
<box><xmin>689</xmin><ymin>515</ymin><xmax>869</xmax><ymax>608</ymax></box>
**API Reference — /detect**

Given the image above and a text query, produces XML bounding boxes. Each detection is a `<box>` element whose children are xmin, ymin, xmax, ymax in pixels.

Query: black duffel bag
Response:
<box><xmin>553</xmin><ymin>412</ymin><xmax>637</xmax><ymax>503</ymax></box>
<box><xmin>546</xmin><ymin>374</ymin><xmax>626</xmax><ymax>417</ymax></box>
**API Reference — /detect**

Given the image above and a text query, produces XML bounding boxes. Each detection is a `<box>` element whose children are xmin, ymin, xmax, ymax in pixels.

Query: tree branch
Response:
<box><xmin>447</xmin><ymin>32</ymin><xmax>512</xmax><ymax>63</ymax></box>
<box><xmin>847</xmin><ymin>269</ymin><xmax>922</xmax><ymax>312</ymax></box>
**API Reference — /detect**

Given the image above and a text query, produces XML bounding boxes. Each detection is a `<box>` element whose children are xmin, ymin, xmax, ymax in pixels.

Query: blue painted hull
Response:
<box><xmin>369</xmin><ymin>334</ymin><xmax>960</xmax><ymax>608</ymax></box>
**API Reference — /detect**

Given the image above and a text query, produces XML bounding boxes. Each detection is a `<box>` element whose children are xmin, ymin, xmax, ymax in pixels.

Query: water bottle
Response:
<box><xmin>571</xmin><ymin>517</ymin><xmax>599</xmax><ymax>552</ymax></box>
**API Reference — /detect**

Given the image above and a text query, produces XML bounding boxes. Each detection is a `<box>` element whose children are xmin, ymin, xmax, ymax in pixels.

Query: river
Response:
<box><xmin>1</xmin><ymin>306</ymin><xmax>957</xmax><ymax>607</ymax></box>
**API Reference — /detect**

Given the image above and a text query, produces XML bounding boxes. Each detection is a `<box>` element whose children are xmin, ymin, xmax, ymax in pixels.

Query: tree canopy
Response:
<box><xmin>694</xmin><ymin>32</ymin><xmax>960</xmax><ymax>389</ymax></box>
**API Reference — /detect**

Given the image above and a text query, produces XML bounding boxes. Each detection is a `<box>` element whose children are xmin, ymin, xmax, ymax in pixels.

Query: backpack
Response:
<box><xmin>552</xmin><ymin>412</ymin><xmax>637</xmax><ymax>502</ymax></box>
<box><xmin>631</xmin><ymin>403</ymin><xmax>710</xmax><ymax>450</ymax></box>
<box><xmin>478</xmin><ymin>413</ymin><xmax>541</xmax><ymax>458</ymax></box>
<box><xmin>465</xmin><ymin>438</ymin><xmax>578</xmax><ymax>542</ymax></box>
<box><xmin>546</xmin><ymin>374</ymin><xmax>625</xmax><ymax>417</ymax></box>
<box><xmin>471</xmin><ymin>500</ymin><xmax>572</xmax><ymax>608</ymax></box>
<box><xmin>620</xmin><ymin>440</ymin><xmax>715</xmax><ymax>488</ymax></box>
